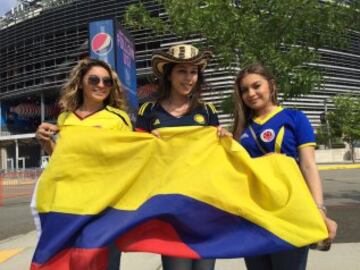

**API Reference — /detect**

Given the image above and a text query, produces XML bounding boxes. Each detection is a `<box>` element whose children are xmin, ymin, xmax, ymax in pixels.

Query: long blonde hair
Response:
<box><xmin>232</xmin><ymin>63</ymin><xmax>278</xmax><ymax>140</ymax></box>
<box><xmin>59</xmin><ymin>58</ymin><xmax>127</xmax><ymax>112</ymax></box>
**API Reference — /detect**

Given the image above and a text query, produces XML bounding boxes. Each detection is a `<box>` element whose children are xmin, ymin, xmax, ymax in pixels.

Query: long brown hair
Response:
<box><xmin>59</xmin><ymin>58</ymin><xmax>127</xmax><ymax>112</ymax></box>
<box><xmin>232</xmin><ymin>63</ymin><xmax>278</xmax><ymax>139</ymax></box>
<box><xmin>156</xmin><ymin>63</ymin><xmax>206</xmax><ymax>112</ymax></box>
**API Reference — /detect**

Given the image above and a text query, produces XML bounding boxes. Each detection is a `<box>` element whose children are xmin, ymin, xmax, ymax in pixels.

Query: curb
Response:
<box><xmin>0</xmin><ymin>248</ymin><xmax>24</xmax><ymax>263</ymax></box>
<box><xmin>318</xmin><ymin>164</ymin><xmax>360</xmax><ymax>170</ymax></box>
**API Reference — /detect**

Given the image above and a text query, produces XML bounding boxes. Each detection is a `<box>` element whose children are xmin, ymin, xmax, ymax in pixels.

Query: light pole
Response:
<box><xmin>324</xmin><ymin>98</ymin><xmax>332</xmax><ymax>149</ymax></box>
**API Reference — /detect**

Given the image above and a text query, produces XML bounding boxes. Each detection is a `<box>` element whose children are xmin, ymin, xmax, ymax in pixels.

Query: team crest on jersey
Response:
<box><xmin>260</xmin><ymin>129</ymin><xmax>275</xmax><ymax>142</ymax></box>
<box><xmin>194</xmin><ymin>114</ymin><xmax>205</xmax><ymax>124</ymax></box>
<box><xmin>153</xmin><ymin>119</ymin><xmax>160</xmax><ymax>126</ymax></box>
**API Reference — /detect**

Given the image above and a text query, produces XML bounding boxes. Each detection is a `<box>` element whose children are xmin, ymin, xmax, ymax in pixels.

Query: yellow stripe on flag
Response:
<box><xmin>36</xmin><ymin>126</ymin><xmax>328</xmax><ymax>248</ymax></box>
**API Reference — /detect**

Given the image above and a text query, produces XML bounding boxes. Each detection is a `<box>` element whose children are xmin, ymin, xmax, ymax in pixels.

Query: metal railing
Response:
<box><xmin>0</xmin><ymin>168</ymin><xmax>42</xmax><ymax>206</ymax></box>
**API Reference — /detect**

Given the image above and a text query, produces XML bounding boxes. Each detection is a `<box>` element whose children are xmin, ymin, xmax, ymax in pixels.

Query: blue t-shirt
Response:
<box><xmin>136</xmin><ymin>101</ymin><xmax>219</xmax><ymax>132</ymax></box>
<box><xmin>239</xmin><ymin>107</ymin><xmax>315</xmax><ymax>160</ymax></box>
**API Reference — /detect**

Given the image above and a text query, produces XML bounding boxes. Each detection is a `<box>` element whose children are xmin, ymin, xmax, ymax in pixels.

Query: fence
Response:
<box><xmin>0</xmin><ymin>168</ymin><xmax>42</xmax><ymax>206</ymax></box>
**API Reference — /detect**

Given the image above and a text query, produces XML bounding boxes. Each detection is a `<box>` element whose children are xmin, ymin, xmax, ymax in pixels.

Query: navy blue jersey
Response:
<box><xmin>239</xmin><ymin>106</ymin><xmax>316</xmax><ymax>160</ymax></box>
<box><xmin>136</xmin><ymin>102</ymin><xmax>219</xmax><ymax>132</ymax></box>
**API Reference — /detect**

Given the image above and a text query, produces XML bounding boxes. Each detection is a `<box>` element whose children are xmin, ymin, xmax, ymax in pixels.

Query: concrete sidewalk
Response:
<box><xmin>0</xmin><ymin>231</ymin><xmax>359</xmax><ymax>270</ymax></box>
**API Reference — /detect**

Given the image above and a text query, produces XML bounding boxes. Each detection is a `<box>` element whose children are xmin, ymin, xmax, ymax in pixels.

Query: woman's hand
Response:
<box><xmin>36</xmin><ymin>122</ymin><xmax>59</xmax><ymax>143</ymax></box>
<box><xmin>324</xmin><ymin>215</ymin><xmax>338</xmax><ymax>240</ymax></box>
<box><xmin>36</xmin><ymin>122</ymin><xmax>58</xmax><ymax>155</ymax></box>
<box><xmin>151</xmin><ymin>129</ymin><xmax>161</xmax><ymax>138</ymax></box>
<box><xmin>318</xmin><ymin>207</ymin><xmax>337</xmax><ymax>242</ymax></box>
<box><xmin>217</xmin><ymin>126</ymin><xmax>233</xmax><ymax>138</ymax></box>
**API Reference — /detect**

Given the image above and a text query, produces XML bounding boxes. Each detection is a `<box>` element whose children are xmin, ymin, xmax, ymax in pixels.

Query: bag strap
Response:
<box><xmin>248</xmin><ymin>125</ymin><xmax>267</xmax><ymax>155</ymax></box>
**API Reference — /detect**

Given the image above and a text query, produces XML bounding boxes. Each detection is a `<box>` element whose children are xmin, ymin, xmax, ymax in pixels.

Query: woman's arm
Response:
<box><xmin>299</xmin><ymin>146</ymin><xmax>337</xmax><ymax>240</ymax></box>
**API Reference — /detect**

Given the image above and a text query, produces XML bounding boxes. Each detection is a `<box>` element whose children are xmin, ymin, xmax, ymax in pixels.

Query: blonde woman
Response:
<box><xmin>36</xmin><ymin>58</ymin><xmax>131</xmax><ymax>154</ymax></box>
<box><xmin>35</xmin><ymin>58</ymin><xmax>131</xmax><ymax>270</ymax></box>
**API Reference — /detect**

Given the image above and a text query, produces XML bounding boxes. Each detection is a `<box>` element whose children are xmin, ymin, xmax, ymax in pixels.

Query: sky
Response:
<box><xmin>0</xmin><ymin>0</ymin><xmax>18</xmax><ymax>16</ymax></box>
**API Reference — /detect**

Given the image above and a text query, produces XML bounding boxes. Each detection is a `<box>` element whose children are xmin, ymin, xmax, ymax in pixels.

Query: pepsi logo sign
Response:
<box><xmin>91</xmin><ymin>33</ymin><xmax>113</xmax><ymax>55</ymax></box>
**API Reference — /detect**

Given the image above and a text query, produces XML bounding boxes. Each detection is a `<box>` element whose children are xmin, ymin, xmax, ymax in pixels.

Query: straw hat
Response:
<box><xmin>152</xmin><ymin>44</ymin><xmax>212</xmax><ymax>77</ymax></box>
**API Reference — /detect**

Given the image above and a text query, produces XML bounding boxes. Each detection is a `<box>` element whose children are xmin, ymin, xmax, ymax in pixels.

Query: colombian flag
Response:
<box><xmin>31</xmin><ymin>126</ymin><xmax>328</xmax><ymax>269</ymax></box>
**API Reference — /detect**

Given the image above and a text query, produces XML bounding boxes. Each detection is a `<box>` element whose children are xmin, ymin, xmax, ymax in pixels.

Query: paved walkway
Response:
<box><xmin>0</xmin><ymin>231</ymin><xmax>359</xmax><ymax>270</ymax></box>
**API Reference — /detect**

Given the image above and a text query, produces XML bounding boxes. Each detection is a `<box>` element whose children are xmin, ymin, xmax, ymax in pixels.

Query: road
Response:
<box><xmin>321</xmin><ymin>169</ymin><xmax>360</xmax><ymax>243</ymax></box>
<box><xmin>0</xmin><ymin>169</ymin><xmax>359</xmax><ymax>242</ymax></box>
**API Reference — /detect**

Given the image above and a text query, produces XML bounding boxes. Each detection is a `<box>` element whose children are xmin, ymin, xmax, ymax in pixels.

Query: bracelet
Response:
<box><xmin>317</xmin><ymin>204</ymin><xmax>327</xmax><ymax>214</ymax></box>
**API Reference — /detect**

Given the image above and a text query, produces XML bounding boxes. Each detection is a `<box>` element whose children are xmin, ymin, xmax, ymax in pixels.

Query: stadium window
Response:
<box><xmin>136</xmin><ymin>43</ymin><xmax>146</xmax><ymax>51</ymax></box>
<box><xmin>55</xmin><ymin>31</ymin><xmax>64</xmax><ymax>38</ymax></box>
<box><xmin>57</xmin><ymin>74</ymin><xmax>66</xmax><ymax>81</ymax></box>
<box><xmin>25</xmin><ymin>65</ymin><xmax>33</xmax><ymax>72</ymax></box>
<box><xmin>56</xmin><ymin>58</ymin><xmax>65</xmax><ymax>65</ymax></box>
<box><xmin>45</xmin><ymin>60</ymin><xmax>54</xmax><ymax>67</ymax></box>
<box><xmin>17</xmin><ymin>67</ymin><xmax>24</xmax><ymax>74</ymax></box>
<box><xmin>25</xmin><ymin>80</ymin><xmax>34</xmax><ymax>87</ymax></box>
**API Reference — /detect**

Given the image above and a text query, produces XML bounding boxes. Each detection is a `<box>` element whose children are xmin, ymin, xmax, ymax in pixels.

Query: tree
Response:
<box><xmin>327</xmin><ymin>95</ymin><xmax>360</xmax><ymax>163</ymax></box>
<box><xmin>125</xmin><ymin>0</ymin><xmax>360</xmax><ymax>99</ymax></box>
<box><xmin>316</xmin><ymin>125</ymin><xmax>331</xmax><ymax>149</ymax></box>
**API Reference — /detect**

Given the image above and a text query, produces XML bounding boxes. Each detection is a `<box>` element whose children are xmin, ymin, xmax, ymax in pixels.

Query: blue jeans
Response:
<box><xmin>162</xmin><ymin>256</ymin><xmax>215</xmax><ymax>270</ymax></box>
<box><xmin>244</xmin><ymin>247</ymin><xmax>309</xmax><ymax>270</ymax></box>
<box><xmin>107</xmin><ymin>242</ymin><xmax>121</xmax><ymax>270</ymax></box>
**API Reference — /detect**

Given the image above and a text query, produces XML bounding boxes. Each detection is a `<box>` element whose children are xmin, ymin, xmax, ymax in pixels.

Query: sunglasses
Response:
<box><xmin>87</xmin><ymin>75</ymin><xmax>113</xmax><ymax>88</ymax></box>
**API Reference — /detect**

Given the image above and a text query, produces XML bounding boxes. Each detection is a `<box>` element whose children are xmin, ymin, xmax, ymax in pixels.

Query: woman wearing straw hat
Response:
<box><xmin>136</xmin><ymin>44</ymin><xmax>230</xmax><ymax>270</ymax></box>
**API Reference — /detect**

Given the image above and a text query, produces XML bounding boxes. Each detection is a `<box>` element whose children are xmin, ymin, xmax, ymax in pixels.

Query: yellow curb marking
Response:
<box><xmin>0</xmin><ymin>248</ymin><xmax>24</xmax><ymax>263</ymax></box>
<box><xmin>318</xmin><ymin>164</ymin><xmax>360</xmax><ymax>171</ymax></box>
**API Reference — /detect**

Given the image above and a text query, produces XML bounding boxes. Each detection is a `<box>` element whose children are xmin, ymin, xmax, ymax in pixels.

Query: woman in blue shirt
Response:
<box><xmin>232</xmin><ymin>62</ymin><xmax>337</xmax><ymax>270</ymax></box>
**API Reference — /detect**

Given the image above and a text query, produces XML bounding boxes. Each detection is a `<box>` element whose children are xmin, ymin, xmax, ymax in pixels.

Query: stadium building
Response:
<box><xmin>0</xmin><ymin>0</ymin><xmax>359</xmax><ymax>169</ymax></box>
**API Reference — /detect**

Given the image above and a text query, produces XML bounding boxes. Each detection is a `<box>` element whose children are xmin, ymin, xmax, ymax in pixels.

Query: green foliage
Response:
<box><xmin>220</xmin><ymin>94</ymin><xmax>234</xmax><ymax>115</ymax></box>
<box><xmin>125</xmin><ymin>0</ymin><xmax>360</xmax><ymax>99</ymax></box>
<box><xmin>316</xmin><ymin>124</ymin><xmax>331</xmax><ymax>147</ymax></box>
<box><xmin>327</xmin><ymin>94</ymin><xmax>360</xmax><ymax>162</ymax></box>
<box><xmin>327</xmin><ymin>94</ymin><xmax>360</xmax><ymax>144</ymax></box>
<box><xmin>315</xmin><ymin>124</ymin><xmax>344</xmax><ymax>149</ymax></box>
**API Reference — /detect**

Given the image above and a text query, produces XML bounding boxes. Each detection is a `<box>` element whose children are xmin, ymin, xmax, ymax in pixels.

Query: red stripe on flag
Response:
<box><xmin>117</xmin><ymin>219</ymin><xmax>200</xmax><ymax>259</ymax></box>
<box><xmin>30</xmin><ymin>247</ymin><xmax>109</xmax><ymax>270</ymax></box>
